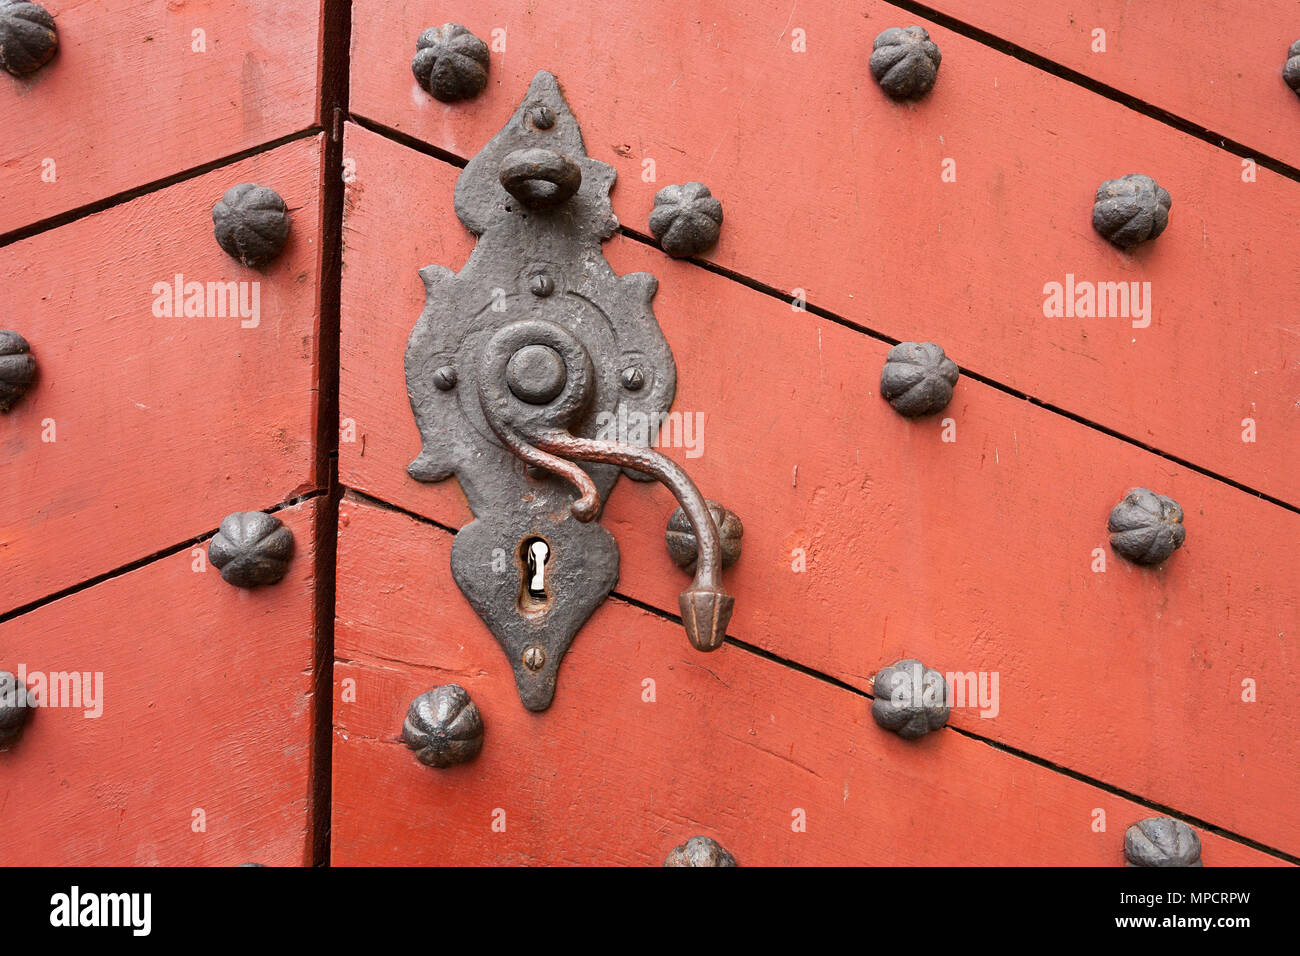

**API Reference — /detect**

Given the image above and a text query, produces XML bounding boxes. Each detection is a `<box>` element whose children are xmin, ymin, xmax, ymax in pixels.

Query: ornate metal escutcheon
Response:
<box><xmin>405</xmin><ymin>71</ymin><xmax>735</xmax><ymax>711</ymax></box>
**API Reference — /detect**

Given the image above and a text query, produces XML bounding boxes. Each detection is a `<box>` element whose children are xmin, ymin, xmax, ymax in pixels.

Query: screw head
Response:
<box><xmin>432</xmin><ymin>365</ymin><xmax>458</xmax><ymax>391</ymax></box>
<box><xmin>523</xmin><ymin>646</ymin><xmax>546</xmax><ymax>671</ymax></box>
<box><xmin>621</xmin><ymin>366</ymin><xmax>646</xmax><ymax>391</ymax></box>
<box><xmin>530</xmin><ymin>273</ymin><xmax>555</xmax><ymax>297</ymax></box>
<box><xmin>530</xmin><ymin>106</ymin><xmax>556</xmax><ymax>129</ymax></box>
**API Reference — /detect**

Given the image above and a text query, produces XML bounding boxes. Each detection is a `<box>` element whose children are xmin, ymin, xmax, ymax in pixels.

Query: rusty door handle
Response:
<box><xmin>404</xmin><ymin>71</ymin><xmax>739</xmax><ymax>710</ymax></box>
<box><xmin>475</xmin><ymin>318</ymin><xmax>734</xmax><ymax>652</ymax></box>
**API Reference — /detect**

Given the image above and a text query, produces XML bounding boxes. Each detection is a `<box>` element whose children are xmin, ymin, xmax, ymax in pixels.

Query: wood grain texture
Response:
<box><xmin>338</xmin><ymin>122</ymin><xmax>1300</xmax><ymax>857</ymax></box>
<box><xmin>0</xmin><ymin>0</ymin><xmax>324</xmax><ymax>234</ymax></box>
<box><xmin>924</xmin><ymin>0</ymin><xmax>1300</xmax><ymax>169</ymax></box>
<box><xmin>0</xmin><ymin>498</ymin><xmax>321</xmax><ymax>866</ymax></box>
<box><xmin>0</xmin><ymin>135</ymin><xmax>325</xmax><ymax>614</ymax></box>
<box><xmin>348</xmin><ymin>0</ymin><xmax>1300</xmax><ymax>504</ymax></box>
<box><xmin>332</xmin><ymin>496</ymin><xmax>1284</xmax><ymax>866</ymax></box>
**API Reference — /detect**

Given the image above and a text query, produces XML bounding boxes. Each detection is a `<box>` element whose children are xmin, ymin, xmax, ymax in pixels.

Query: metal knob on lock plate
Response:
<box><xmin>404</xmin><ymin>71</ymin><xmax>738</xmax><ymax>711</ymax></box>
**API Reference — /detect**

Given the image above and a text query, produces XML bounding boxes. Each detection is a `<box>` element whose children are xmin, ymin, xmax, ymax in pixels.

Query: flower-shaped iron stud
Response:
<box><xmin>1107</xmin><ymin>488</ymin><xmax>1185</xmax><ymax>566</ymax></box>
<box><xmin>666</xmin><ymin>501</ymin><xmax>742</xmax><ymax>574</ymax></box>
<box><xmin>648</xmin><ymin>182</ymin><xmax>723</xmax><ymax>258</ymax></box>
<box><xmin>1124</xmin><ymin>817</ymin><xmax>1202</xmax><ymax>867</ymax></box>
<box><xmin>411</xmin><ymin>23</ymin><xmax>489</xmax><ymax>102</ymax></box>
<box><xmin>871</xmin><ymin>658</ymin><xmax>950</xmax><ymax>740</ymax></box>
<box><xmin>212</xmin><ymin>184</ymin><xmax>291</xmax><ymax>268</ymax></box>
<box><xmin>880</xmin><ymin>341</ymin><xmax>959</xmax><ymax>417</ymax></box>
<box><xmin>1284</xmin><ymin>40</ymin><xmax>1300</xmax><ymax>94</ymax></box>
<box><xmin>0</xmin><ymin>0</ymin><xmax>57</xmax><ymax>76</ymax></box>
<box><xmin>208</xmin><ymin>512</ymin><xmax>295</xmax><ymax>587</ymax></box>
<box><xmin>664</xmin><ymin>836</ymin><xmax>737</xmax><ymax>867</ymax></box>
<box><xmin>869</xmin><ymin>26</ymin><xmax>941</xmax><ymax>99</ymax></box>
<box><xmin>0</xmin><ymin>671</ymin><xmax>32</xmax><ymax>748</ymax></box>
<box><xmin>1092</xmin><ymin>174</ymin><xmax>1171</xmax><ymax>249</ymax></box>
<box><xmin>0</xmin><ymin>330</ymin><xmax>36</xmax><ymax>412</ymax></box>
<box><xmin>401</xmin><ymin>684</ymin><xmax>485</xmax><ymax>768</ymax></box>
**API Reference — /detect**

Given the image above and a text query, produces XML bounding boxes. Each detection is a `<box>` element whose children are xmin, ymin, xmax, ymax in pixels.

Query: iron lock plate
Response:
<box><xmin>404</xmin><ymin>71</ymin><xmax>695</xmax><ymax>711</ymax></box>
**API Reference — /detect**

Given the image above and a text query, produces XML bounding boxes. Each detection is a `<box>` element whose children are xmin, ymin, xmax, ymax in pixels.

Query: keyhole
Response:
<box><xmin>520</xmin><ymin>537</ymin><xmax>551</xmax><ymax>615</ymax></box>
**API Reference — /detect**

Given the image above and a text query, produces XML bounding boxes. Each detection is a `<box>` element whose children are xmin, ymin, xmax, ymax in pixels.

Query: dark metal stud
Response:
<box><xmin>529</xmin><ymin>273</ymin><xmax>555</xmax><ymax>297</ymax></box>
<box><xmin>529</xmin><ymin>105</ymin><xmax>556</xmax><ymax>130</ymax></box>
<box><xmin>211</xmin><ymin>184</ymin><xmax>291</xmax><ymax>268</ymax></box>
<box><xmin>880</xmin><ymin>341</ymin><xmax>959</xmax><ymax>417</ymax></box>
<box><xmin>666</xmin><ymin>500</ymin><xmax>742</xmax><ymax>574</ymax></box>
<box><xmin>1108</xmin><ymin>488</ymin><xmax>1185</xmax><ymax>566</ymax></box>
<box><xmin>664</xmin><ymin>836</ymin><xmax>737</xmax><ymax>867</ymax></box>
<box><xmin>0</xmin><ymin>330</ymin><xmax>36</xmax><ymax>413</ymax></box>
<box><xmin>401</xmin><ymin>684</ymin><xmax>484</xmax><ymax>768</ymax></box>
<box><xmin>1124</xmin><ymin>817</ymin><xmax>1202</xmax><ymax>867</ymax></box>
<box><xmin>0</xmin><ymin>0</ymin><xmax>57</xmax><ymax>77</ymax></box>
<box><xmin>208</xmin><ymin>512</ymin><xmax>295</xmax><ymax>587</ymax></box>
<box><xmin>1092</xmin><ymin>174</ymin><xmax>1171</xmax><ymax>249</ymax></box>
<box><xmin>432</xmin><ymin>365</ymin><xmax>458</xmax><ymax>391</ymax></box>
<box><xmin>871</xmin><ymin>658</ymin><xmax>950</xmax><ymax>740</ymax></box>
<box><xmin>1284</xmin><ymin>40</ymin><xmax>1300</xmax><ymax>94</ymax></box>
<box><xmin>522</xmin><ymin>646</ymin><xmax>546</xmax><ymax>671</ymax></box>
<box><xmin>620</xmin><ymin>366</ymin><xmax>645</xmax><ymax>391</ymax></box>
<box><xmin>649</xmin><ymin>182</ymin><xmax>723</xmax><ymax>258</ymax></box>
<box><xmin>869</xmin><ymin>26</ymin><xmax>941</xmax><ymax>99</ymax></box>
<box><xmin>412</xmin><ymin>23</ymin><xmax>489</xmax><ymax>103</ymax></box>
<box><xmin>0</xmin><ymin>670</ymin><xmax>32</xmax><ymax>748</ymax></box>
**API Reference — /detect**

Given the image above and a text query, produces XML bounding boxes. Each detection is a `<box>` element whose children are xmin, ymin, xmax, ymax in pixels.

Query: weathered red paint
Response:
<box><xmin>348</xmin><ymin>0</ymin><xmax>1300</xmax><ymax>505</ymax></box>
<box><xmin>0</xmin><ymin>136</ymin><xmax>325</xmax><ymax>614</ymax></box>
<box><xmin>331</xmin><ymin>497</ymin><xmax>1283</xmax><ymax>867</ymax></box>
<box><xmin>0</xmin><ymin>499</ymin><xmax>321</xmax><ymax>866</ymax></box>
<box><xmin>0</xmin><ymin>0</ymin><xmax>325</xmax><ymax>235</ymax></box>
<box><xmin>338</xmin><ymin>123</ymin><xmax>1300</xmax><ymax>857</ymax></box>
<box><xmin>924</xmin><ymin>0</ymin><xmax>1300</xmax><ymax>169</ymax></box>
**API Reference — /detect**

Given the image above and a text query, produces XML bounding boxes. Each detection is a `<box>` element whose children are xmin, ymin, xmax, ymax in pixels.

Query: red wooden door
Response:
<box><xmin>1</xmin><ymin>0</ymin><xmax>1295</xmax><ymax>870</ymax></box>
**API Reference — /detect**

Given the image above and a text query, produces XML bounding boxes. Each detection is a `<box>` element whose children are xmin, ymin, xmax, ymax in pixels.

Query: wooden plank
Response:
<box><xmin>924</xmin><ymin>0</ymin><xmax>1300</xmax><ymax>169</ymax></box>
<box><xmin>347</xmin><ymin>2</ymin><xmax>1300</xmax><ymax>504</ymax></box>
<box><xmin>332</xmin><ymin>496</ymin><xmax>1283</xmax><ymax>866</ymax></box>
<box><xmin>0</xmin><ymin>135</ymin><xmax>325</xmax><ymax>614</ymax></box>
<box><xmin>0</xmin><ymin>0</ymin><xmax>323</xmax><ymax>235</ymax></box>
<box><xmin>338</xmin><ymin>123</ymin><xmax>1300</xmax><ymax>856</ymax></box>
<box><xmin>0</xmin><ymin>498</ymin><xmax>321</xmax><ymax>866</ymax></box>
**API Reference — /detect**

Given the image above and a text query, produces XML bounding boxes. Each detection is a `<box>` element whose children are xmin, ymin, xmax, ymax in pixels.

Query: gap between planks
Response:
<box><xmin>340</xmin><ymin>486</ymin><xmax>1298</xmax><ymax>866</ymax></box>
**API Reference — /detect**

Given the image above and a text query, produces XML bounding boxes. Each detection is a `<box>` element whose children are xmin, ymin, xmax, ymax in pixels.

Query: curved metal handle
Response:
<box><xmin>475</xmin><ymin>326</ymin><xmax>734</xmax><ymax>653</ymax></box>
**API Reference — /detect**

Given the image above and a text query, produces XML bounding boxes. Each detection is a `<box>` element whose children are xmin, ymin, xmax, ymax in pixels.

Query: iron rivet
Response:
<box><xmin>530</xmin><ymin>105</ymin><xmax>556</xmax><ymax>129</ymax></box>
<box><xmin>0</xmin><ymin>670</ymin><xmax>33</xmax><ymax>749</ymax></box>
<box><xmin>620</xmin><ymin>366</ymin><xmax>645</xmax><ymax>390</ymax></box>
<box><xmin>869</xmin><ymin>26</ymin><xmax>941</xmax><ymax>99</ymax></box>
<box><xmin>530</xmin><ymin>273</ymin><xmax>555</xmax><ymax>297</ymax></box>
<box><xmin>401</xmin><ymin>684</ymin><xmax>484</xmax><ymax>768</ymax></box>
<box><xmin>870</xmin><ymin>659</ymin><xmax>950</xmax><ymax>739</ymax></box>
<box><xmin>212</xmin><ymin>184</ymin><xmax>291</xmax><ymax>267</ymax></box>
<box><xmin>1107</xmin><ymin>488</ymin><xmax>1185</xmax><ymax>565</ymax></box>
<box><xmin>880</xmin><ymin>341</ymin><xmax>959</xmax><ymax>417</ymax></box>
<box><xmin>522</xmin><ymin>646</ymin><xmax>546</xmax><ymax>671</ymax></box>
<box><xmin>411</xmin><ymin>23</ymin><xmax>489</xmax><ymax>103</ymax></box>
<box><xmin>0</xmin><ymin>330</ymin><xmax>36</xmax><ymax>413</ymax></box>
<box><xmin>666</xmin><ymin>500</ymin><xmax>742</xmax><ymax>573</ymax></box>
<box><xmin>1124</xmin><ymin>817</ymin><xmax>1202</xmax><ymax>867</ymax></box>
<box><xmin>208</xmin><ymin>512</ymin><xmax>295</xmax><ymax>588</ymax></box>
<box><xmin>649</xmin><ymin>182</ymin><xmax>723</xmax><ymax>258</ymax></box>
<box><xmin>665</xmin><ymin>836</ymin><xmax>737</xmax><ymax>867</ymax></box>
<box><xmin>432</xmin><ymin>365</ymin><xmax>458</xmax><ymax>390</ymax></box>
<box><xmin>1093</xmin><ymin>174</ymin><xmax>1172</xmax><ymax>248</ymax></box>
<box><xmin>1284</xmin><ymin>40</ymin><xmax>1300</xmax><ymax>94</ymax></box>
<box><xmin>0</xmin><ymin>1</ymin><xmax>58</xmax><ymax>77</ymax></box>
